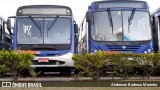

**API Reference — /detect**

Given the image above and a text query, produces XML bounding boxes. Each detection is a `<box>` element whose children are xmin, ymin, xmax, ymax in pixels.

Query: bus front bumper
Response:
<box><xmin>30</xmin><ymin>53</ymin><xmax>74</xmax><ymax>68</ymax></box>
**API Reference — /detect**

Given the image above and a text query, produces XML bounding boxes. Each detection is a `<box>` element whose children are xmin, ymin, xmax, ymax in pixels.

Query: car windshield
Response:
<box><xmin>91</xmin><ymin>11</ymin><xmax>151</xmax><ymax>41</ymax></box>
<box><xmin>17</xmin><ymin>17</ymin><xmax>71</xmax><ymax>44</ymax></box>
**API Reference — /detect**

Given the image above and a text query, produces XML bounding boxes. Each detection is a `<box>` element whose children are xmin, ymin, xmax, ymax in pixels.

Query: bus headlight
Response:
<box><xmin>144</xmin><ymin>51</ymin><xmax>147</xmax><ymax>54</ymax></box>
<box><xmin>148</xmin><ymin>49</ymin><xmax>151</xmax><ymax>53</ymax></box>
<box><xmin>94</xmin><ymin>50</ymin><xmax>98</xmax><ymax>54</ymax></box>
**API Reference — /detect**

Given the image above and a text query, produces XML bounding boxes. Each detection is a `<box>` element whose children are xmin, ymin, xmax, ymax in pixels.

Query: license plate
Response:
<box><xmin>38</xmin><ymin>58</ymin><xmax>49</xmax><ymax>62</ymax></box>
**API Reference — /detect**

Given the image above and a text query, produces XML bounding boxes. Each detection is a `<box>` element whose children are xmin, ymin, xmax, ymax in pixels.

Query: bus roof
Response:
<box><xmin>90</xmin><ymin>0</ymin><xmax>149</xmax><ymax>11</ymax></box>
<box><xmin>91</xmin><ymin>0</ymin><xmax>147</xmax><ymax>4</ymax></box>
<box><xmin>151</xmin><ymin>7</ymin><xmax>160</xmax><ymax>16</ymax></box>
<box><xmin>0</xmin><ymin>15</ymin><xmax>7</xmax><ymax>22</ymax></box>
<box><xmin>16</xmin><ymin>5</ymin><xmax>72</xmax><ymax>16</ymax></box>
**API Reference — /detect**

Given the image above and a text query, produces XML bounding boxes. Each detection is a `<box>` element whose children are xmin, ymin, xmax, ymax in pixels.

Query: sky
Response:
<box><xmin>0</xmin><ymin>0</ymin><xmax>160</xmax><ymax>25</ymax></box>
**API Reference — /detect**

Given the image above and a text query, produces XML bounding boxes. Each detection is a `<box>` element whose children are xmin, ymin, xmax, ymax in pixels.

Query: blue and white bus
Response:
<box><xmin>7</xmin><ymin>5</ymin><xmax>78</xmax><ymax>75</ymax></box>
<box><xmin>78</xmin><ymin>0</ymin><xmax>153</xmax><ymax>54</ymax></box>
<box><xmin>151</xmin><ymin>7</ymin><xmax>160</xmax><ymax>52</ymax></box>
<box><xmin>0</xmin><ymin>16</ymin><xmax>12</xmax><ymax>50</ymax></box>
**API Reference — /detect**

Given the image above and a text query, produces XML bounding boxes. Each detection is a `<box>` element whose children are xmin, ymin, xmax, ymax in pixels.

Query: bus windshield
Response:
<box><xmin>17</xmin><ymin>17</ymin><xmax>71</xmax><ymax>44</ymax></box>
<box><xmin>91</xmin><ymin>11</ymin><xmax>151</xmax><ymax>41</ymax></box>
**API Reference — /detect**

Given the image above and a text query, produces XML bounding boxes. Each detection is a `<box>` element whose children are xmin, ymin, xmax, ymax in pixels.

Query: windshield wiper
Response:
<box><xmin>107</xmin><ymin>8</ymin><xmax>113</xmax><ymax>34</ymax></box>
<box><xmin>128</xmin><ymin>8</ymin><xmax>136</xmax><ymax>33</ymax></box>
<box><xmin>91</xmin><ymin>14</ymin><xmax>94</xmax><ymax>25</ymax></box>
<box><xmin>29</xmin><ymin>16</ymin><xmax>42</xmax><ymax>37</ymax></box>
<box><xmin>47</xmin><ymin>16</ymin><xmax>59</xmax><ymax>36</ymax></box>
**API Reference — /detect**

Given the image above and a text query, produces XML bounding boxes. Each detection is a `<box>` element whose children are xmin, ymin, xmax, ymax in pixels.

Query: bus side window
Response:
<box><xmin>5</xmin><ymin>36</ymin><xmax>11</xmax><ymax>44</ymax></box>
<box><xmin>158</xmin><ymin>16</ymin><xmax>160</xmax><ymax>50</ymax></box>
<box><xmin>0</xmin><ymin>24</ymin><xmax>2</xmax><ymax>40</ymax></box>
<box><xmin>0</xmin><ymin>25</ymin><xmax>2</xmax><ymax>40</ymax></box>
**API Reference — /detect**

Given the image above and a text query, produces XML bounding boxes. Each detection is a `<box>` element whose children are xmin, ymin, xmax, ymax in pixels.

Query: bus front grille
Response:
<box><xmin>107</xmin><ymin>45</ymin><xmax>141</xmax><ymax>52</ymax></box>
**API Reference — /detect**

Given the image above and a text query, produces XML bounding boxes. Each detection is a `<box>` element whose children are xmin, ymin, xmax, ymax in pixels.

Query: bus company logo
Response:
<box><xmin>2</xmin><ymin>82</ymin><xmax>12</xmax><ymax>87</ymax></box>
<box><xmin>122</xmin><ymin>46</ymin><xmax>126</xmax><ymax>50</ymax></box>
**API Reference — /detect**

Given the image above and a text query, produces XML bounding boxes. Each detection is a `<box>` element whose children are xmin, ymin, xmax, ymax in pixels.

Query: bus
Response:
<box><xmin>78</xmin><ymin>0</ymin><xmax>153</xmax><ymax>54</ymax></box>
<box><xmin>151</xmin><ymin>7</ymin><xmax>160</xmax><ymax>53</ymax></box>
<box><xmin>0</xmin><ymin>16</ymin><xmax>12</xmax><ymax>50</ymax></box>
<box><xmin>7</xmin><ymin>5</ymin><xmax>78</xmax><ymax>75</ymax></box>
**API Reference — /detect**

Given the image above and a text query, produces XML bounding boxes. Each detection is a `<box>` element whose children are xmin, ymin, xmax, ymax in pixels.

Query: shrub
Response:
<box><xmin>73</xmin><ymin>51</ymin><xmax>160</xmax><ymax>80</ymax></box>
<box><xmin>0</xmin><ymin>49</ymin><xmax>34</xmax><ymax>81</ymax></box>
<box><xmin>109</xmin><ymin>53</ymin><xmax>138</xmax><ymax>79</ymax></box>
<box><xmin>73</xmin><ymin>51</ymin><xmax>108</xmax><ymax>81</ymax></box>
<box><xmin>134</xmin><ymin>53</ymin><xmax>160</xmax><ymax>79</ymax></box>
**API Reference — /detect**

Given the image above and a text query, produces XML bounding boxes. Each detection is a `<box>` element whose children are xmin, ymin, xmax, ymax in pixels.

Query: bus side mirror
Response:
<box><xmin>74</xmin><ymin>22</ymin><xmax>78</xmax><ymax>35</ymax></box>
<box><xmin>86</xmin><ymin>11</ymin><xmax>90</xmax><ymax>22</ymax></box>
<box><xmin>7</xmin><ymin>19</ymin><xmax>12</xmax><ymax>35</ymax></box>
